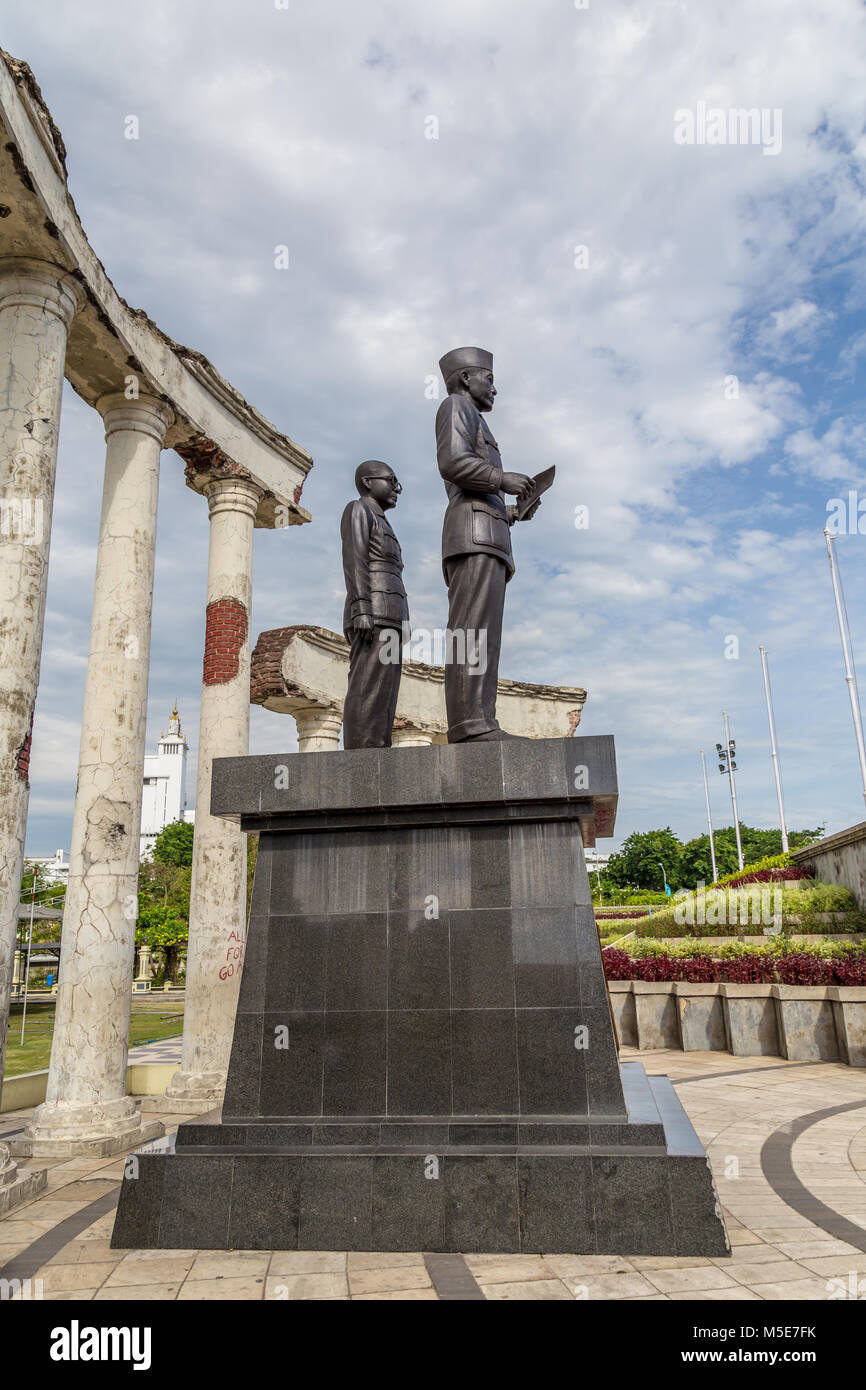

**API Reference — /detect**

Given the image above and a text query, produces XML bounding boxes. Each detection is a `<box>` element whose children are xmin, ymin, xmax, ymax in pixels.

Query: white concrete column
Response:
<box><xmin>20</xmin><ymin>392</ymin><xmax>171</xmax><ymax>1155</ymax></box>
<box><xmin>293</xmin><ymin>702</ymin><xmax>343</xmax><ymax>751</ymax></box>
<box><xmin>0</xmin><ymin>259</ymin><xmax>83</xmax><ymax>1087</ymax></box>
<box><xmin>392</xmin><ymin>722</ymin><xmax>434</xmax><ymax>747</ymax></box>
<box><xmin>163</xmin><ymin>475</ymin><xmax>262</xmax><ymax>1109</ymax></box>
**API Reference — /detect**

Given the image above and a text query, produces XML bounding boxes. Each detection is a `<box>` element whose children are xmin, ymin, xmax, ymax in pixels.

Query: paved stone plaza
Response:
<box><xmin>2</xmin><ymin>1045</ymin><xmax>865</xmax><ymax>1301</ymax></box>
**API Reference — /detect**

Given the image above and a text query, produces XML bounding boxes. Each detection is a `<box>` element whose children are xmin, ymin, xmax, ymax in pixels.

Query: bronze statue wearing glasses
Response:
<box><xmin>340</xmin><ymin>460</ymin><xmax>409</xmax><ymax>749</ymax></box>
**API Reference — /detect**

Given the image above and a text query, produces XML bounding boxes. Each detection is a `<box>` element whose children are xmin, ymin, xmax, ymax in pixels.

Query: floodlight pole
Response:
<box><xmin>722</xmin><ymin>710</ymin><xmax>744</xmax><ymax>871</ymax></box>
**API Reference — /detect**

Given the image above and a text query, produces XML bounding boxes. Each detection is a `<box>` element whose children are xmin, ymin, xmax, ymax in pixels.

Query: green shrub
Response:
<box><xmin>711</xmin><ymin>852</ymin><xmax>793</xmax><ymax>888</ymax></box>
<box><xmin>782</xmin><ymin>883</ymin><xmax>858</xmax><ymax>912</ymax></box>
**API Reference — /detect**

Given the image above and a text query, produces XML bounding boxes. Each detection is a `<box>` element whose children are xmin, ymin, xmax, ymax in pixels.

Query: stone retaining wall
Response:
<box><xmin>791</xmin><ymin>822</ymin><xmax>866</xmax><ymax>909</ymax></box>
<box><xmin>609</xmin><ymin>982</ymin><xmax>866</xmax><ymax>1067</ymax></box>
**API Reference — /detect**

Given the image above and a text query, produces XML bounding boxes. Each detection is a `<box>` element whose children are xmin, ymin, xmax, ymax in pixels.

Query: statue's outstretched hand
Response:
<box><xmin>354</xmin><ymin>615</ymin><xmax>375</xmax><ymax>642</ymax></box>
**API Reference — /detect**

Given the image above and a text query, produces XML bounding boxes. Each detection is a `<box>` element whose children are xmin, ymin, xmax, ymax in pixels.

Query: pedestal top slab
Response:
<box><xmin>211</xmin><ymin>735</ymin><xmax>617</xmax><ymax>843</ymax></box>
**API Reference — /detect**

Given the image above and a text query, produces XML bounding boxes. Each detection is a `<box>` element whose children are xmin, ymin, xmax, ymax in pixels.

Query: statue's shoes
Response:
<box><xmin>461</xmin><ymin>728</ymin><xmax>522</xmax><ymax>742</ymax></box>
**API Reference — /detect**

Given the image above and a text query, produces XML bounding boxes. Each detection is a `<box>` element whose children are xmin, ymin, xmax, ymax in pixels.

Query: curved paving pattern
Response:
<box><xmin>1</xmin><ymin>1047</ymin><xmax>865</xmax><ymax>1300</ymax></box>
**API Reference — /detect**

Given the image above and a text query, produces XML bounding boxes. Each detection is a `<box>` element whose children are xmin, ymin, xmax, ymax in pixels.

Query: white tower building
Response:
<box><xmin>140</xmin><ymin>705</ymin><xmax>193</xmax><ymax>859</ymax></box>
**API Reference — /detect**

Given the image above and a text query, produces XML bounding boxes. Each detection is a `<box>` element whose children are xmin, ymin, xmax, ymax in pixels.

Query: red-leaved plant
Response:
<box><xmin>833</xmin><ymin>956</ymin><xmax>866</xmax><ymax>986</ymax></box>
<box><xmin>601</xmin><ymin>948</ymin><xmax>633</xmax><ymax>980</ymax></box>
<box><xmin>715</xmin><ymin>955</ymin><xmax>776</xmax><ymax>984</ymax></box>
<box><xmin>775</xmin><ymin>952</ymin><xmax>833</xmax><ymax>986</ymax></box>
<box><xmin>632</xmin><ymin>954</ymin><xmax>679</xmax><ymax>982</ymax></box>
<box><xmin>677</xmin><ymin>955</ymin><xmax>717</xmax><ymax>983</ymax></box>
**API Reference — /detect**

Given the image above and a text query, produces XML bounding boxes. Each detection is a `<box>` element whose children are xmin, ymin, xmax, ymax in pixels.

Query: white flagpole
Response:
<box><xmin>758</xmin><ymin>646</ymin><xmax>789</xmax><ymax>852</ymax></box>
<box><xmin>700</xmin><ymin>749</ymin><xmax>718</xmax><ymax>881</ymax></box>
<box><xmin>824</xmin><ymin>529</ymin><xmax>866</xmax><ymax>809</ymax></box>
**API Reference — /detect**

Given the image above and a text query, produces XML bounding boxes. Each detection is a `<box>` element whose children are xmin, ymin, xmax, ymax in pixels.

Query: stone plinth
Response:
<box><xmin>112</xmin><ymin>738</ymin><xmax>728</xmax><ymax>1256</ymax></box>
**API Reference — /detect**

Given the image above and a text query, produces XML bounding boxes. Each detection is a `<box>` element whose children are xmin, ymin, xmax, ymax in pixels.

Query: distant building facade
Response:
<box><xmin>584</xmin><ymin>849</ymin><xmax>611</xmax><ymax>876</ymax></box>
<box><xmin>140</xmin><ymin>706</ymin><xmax>195</xmax><ymax>859</ymax></box>
<box><xmin>23</xmin><ymin>848</ymin><xmax>70</xmax><ymax>886</ymax></box>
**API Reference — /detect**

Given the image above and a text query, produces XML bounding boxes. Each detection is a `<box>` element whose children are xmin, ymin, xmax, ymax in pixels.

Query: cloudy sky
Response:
<box><xmin>7</xmin><ymin>0</ymin><xmax>866</xmax><ymax>857</ymax></box>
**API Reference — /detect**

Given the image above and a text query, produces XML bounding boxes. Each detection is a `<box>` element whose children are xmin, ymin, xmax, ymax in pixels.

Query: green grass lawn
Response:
<box><xmin>4</xmin><ymin>999</ymin><xmax>185</xmax><ymax>1077</ymax></box>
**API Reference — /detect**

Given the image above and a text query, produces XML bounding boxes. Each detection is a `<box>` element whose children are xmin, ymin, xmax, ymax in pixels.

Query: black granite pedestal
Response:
<box><xmin>112</xmin><ymin>737</ymin><xmax>728</xmax><ymax>1255</ymax></box>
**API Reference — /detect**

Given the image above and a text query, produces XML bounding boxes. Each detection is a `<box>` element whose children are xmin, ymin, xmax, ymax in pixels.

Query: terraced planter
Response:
<box><xmin>606</xmin><ymin>980</ymin><xmax>866</xmax><ymax>1066</ymax></box>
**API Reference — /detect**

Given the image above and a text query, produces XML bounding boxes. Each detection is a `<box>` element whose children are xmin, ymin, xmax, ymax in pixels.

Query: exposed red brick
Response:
<box><xmin>249</xmin><ymin>625</ymin><xmax>313</xmax><ymax>706</ymax></box>
<box><xmin>203</xmin><ymin>598</ymin><xmax>248</xmax><ymax>685</ymax></box>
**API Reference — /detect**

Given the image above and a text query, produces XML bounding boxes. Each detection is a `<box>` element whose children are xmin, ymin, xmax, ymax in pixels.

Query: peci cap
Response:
<box><xmin>438</xmin><ymin>346</ymin><xmax>493</xmax><ymax>384</ymax></box>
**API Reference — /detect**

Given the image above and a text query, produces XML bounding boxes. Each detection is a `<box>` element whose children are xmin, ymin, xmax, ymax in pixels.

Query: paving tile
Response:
<box><xmin>646</xmin><ymin>1267</ymin><xmax>739</xmax><ymax>1293</ymax></box>
<box><xmin>45</xmin><ymin>1240</ymin><xmax>121</xmax><ymax>1266</ymax></box>
<box><xmin>44</xmin><ymin>1180</ymin><xmax>119</xmax><ymax>1202</ymax></box>
<box><xmin>543</xmin><ymin>1254</ymin><xmax>636</xmax><ymax>1278</ymax></box>
<box><xmin>752</xmin><ymin>1278</ymin><xmax>836</xmax><ymax>1300</ymax></box>
<box><xmin>346</xmin><ymin>1252</ymin><xmax>425</xmax><ymax>1271</ymax></box>
<box><xmin>728</xmin><ymin>1261</ymin><xmax>808</xmax><ymax>1286</ymax></box>
<box><xmin>752</xmin><ymin>1227</ymin><xmax>830</xmax><ymax>1244</ymax></box>
<box><xmin>668</xmin><ymin>1288</ymin><xmax>762</xmax><ymax>1301</ymax></box>
<box><xmin>21</xmin><ymin>1262</ymin><xmax>111</xmax><ymax>1294</ymax></box>
<box><xmin>564</xmin><ymin>1272</ymin><xmax>659</xmax><ymax>1299</ymax></box>
<box><xmin>38</xmin><ymin>1289</ymin><xmax>99</xmax><ymax>1301</ymax></box>
<box><xmin>18</xmin><ymin>1198</ymin><xmax>104</xmax><ymax>1222</ymax></box>
<box><xmin>629</xmin><ymin>1255</ymin><xmax>716</xmax><ymax>1271</ymax></box>
<box><xmin>178</xmin><ymin>1277</ymin><xmax>267</xmax><ymax>1300</ymax></box>
<box><xmin>268</xmin><ymin>1252</ymin><xmax>347</xmax><ymax>1276</ymax></box>
<box><xmin>348</xmin><ymin>1267</ymin><xmax>432</xmax><ymax>1294</ymax></box>
<box><xmin>0</xmin><ymin>1219</ymin><xmax>59</xmax><ymax>1241</ymax></box>
<box><xmin>94</xmin><ymin>1283</ymin><xmax>181</xmax><ymax>1301</ymax></box>
<box><xmin>772</xmin><ymin>1239</ymin><xmax>863</xmax><ymax>1261</ymax></box>
<box><xmin>798</xmin><ymin>1253</ymin><xmax>866</xmax><ymax>1277</ymax></box>
<box><xmin>265</xmin><ymin>1273</ymin><xmax>349</xmax><ymax>1300</ymax></box>
<box><xmin>481</xmin><ymin>1279</ymin><xmax>573</xmax><ymax>1300</ymax></box>
<box><xmin>727</xmin><ymin>1231</ymin><xmax>767</xmax><ymax>1248</ymax></box>
<box><xmin>352</xmin><ymin>1289</ymin><xmax>439</xmax><ymax>1300</ymax></box>
<box><xmin>104</xmin><ymin>1256</ymin><xmax>196</xmax><ymax>1286</ymax></box>
<box><xmin>710</xmin><ymin>1245</ymin><xmax>792</xmax><ymax>1266</ymax></box>
<box><xmin>464</xmin><ymin>1256</ymin><xmax>556</xmax><ymax>1283</ymax></box>
<box><xmin>186</xmin><ymin>1252</ymin><xmax>270</xmax><ymax>1281</ymax></box>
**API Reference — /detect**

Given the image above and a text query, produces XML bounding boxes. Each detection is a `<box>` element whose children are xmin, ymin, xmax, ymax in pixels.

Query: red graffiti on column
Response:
<box><xmin>218</xmin><ymin>929</ymin><xmax>245</xmax><ymax>981</ymax></box>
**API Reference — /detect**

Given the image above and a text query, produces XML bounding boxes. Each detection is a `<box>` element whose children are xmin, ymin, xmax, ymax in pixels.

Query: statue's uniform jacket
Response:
<box><xmin>436</xmin><ymin>393</ymin><xmax>515</xmax><ymax>741</ymax></box>
<box><xmin>340</xmin><ymin>499</ymin><xmax>409</xmax><ymax>637</ymax></box>
<box><xmin>436</xmin><ymin>394</ymin><xmax>515</xmax><ymax>581</ymax></box>
<box><xmin>340</xmin><ymin>497</ymin><xmax>408</xmax><ymax>750</ymax></box>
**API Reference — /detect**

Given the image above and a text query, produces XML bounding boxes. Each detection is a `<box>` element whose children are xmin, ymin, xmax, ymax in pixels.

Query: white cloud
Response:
<box><xmin>4</xmin><ymin>0</ymin><xmax>865</xmax><ymax>853</ymax></box>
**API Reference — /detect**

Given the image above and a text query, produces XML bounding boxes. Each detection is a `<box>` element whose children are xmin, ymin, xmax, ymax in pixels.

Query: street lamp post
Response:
<box><xmin>700</xmin><ymin>749</ymin><xmax>718</xmax><ymax>882</ymax></box>
<box><xmin>19</xmin><ymin>863</ymin><xmax>37</xmax><ymax>1045</ymax></box>
<box><xmin>758</xmin><ymin>645</ymin><xmax>789</xmax><ymax>853</ymax></box>
<box><xmin>717</xmin><ymin>711</ymin><xmax>744</xmax><ymax>872</ymax></box>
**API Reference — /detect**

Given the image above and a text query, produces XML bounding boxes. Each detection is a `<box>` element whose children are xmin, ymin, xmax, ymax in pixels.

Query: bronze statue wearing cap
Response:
<box><xmin>341</xmin><ymin>461</ymin><xmax>409</xmax><ymax>748</ymax></box>
<box><xmin>436</xmin><ymin>348</ymin><xmax>540</xmax><ymax>741</ymax></box>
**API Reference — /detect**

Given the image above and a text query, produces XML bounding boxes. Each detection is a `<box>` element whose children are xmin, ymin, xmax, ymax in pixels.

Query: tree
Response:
<box><xmin>137</xmin><ymin>821</ymin><xmax>193</xmax><ymax>983</ymax></box>
<box><xmin>137</xmin><ymin>900</ymin><xmax>189</xmax><ymax>984</ymax></box>
<box><xmin>602</xmin><ymin>828</ymin><xmax>683</xmax><ymax>893</ymax></box>
<box><xmin>246</xmin><ymin>834</ymin><xmax>259</xmax><ymax>920</ymax></box>
<box><xmin>151</xmin><ymin>818</ymin><xmax>195</xmax><ymax>867</ymax></box>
